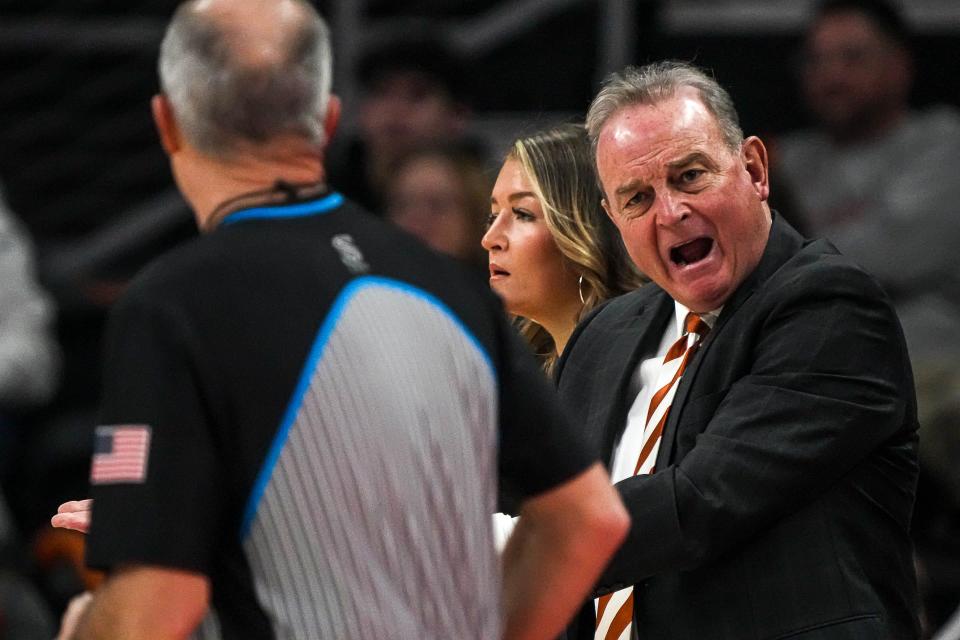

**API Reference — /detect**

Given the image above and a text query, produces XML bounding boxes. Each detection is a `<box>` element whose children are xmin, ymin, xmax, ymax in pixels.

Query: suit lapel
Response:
<box><xmin>657</xmin><ymin>318</ymin><xmax>714</xmax><ymax>467</ymax></box>
<box><xmin>597</xmin><ymin>292</ymin><xmax>674</xmax><ymax>464</ymax></box>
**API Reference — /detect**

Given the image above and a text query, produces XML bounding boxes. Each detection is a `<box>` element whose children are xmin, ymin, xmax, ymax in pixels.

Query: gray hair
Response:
<box><xmin>585</xmin><ymin>61</ymin><xmax>744</xmax><ymax>154</ymax></box>
<box><xmin>158</xmin><ymin>0</ymin><xmax>333</xmax><ymax>156</ymax></box>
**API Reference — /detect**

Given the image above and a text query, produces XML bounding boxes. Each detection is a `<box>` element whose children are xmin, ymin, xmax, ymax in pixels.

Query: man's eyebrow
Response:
<box><xmin>614</xmin><ymin>179</ymin><xmax>644</xmax><ymax>197</ymax></box>
<box><xmin>668</xmin><ymin>152</ymin><xmax>715</xmax><ymax>169</ymax></box>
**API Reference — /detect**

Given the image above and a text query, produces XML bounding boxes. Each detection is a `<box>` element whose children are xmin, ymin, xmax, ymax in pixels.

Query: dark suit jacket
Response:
<box><xmin>556</xmin><ymin>214</ymin><xmax>920</xmax><ymax>639</ymax></box>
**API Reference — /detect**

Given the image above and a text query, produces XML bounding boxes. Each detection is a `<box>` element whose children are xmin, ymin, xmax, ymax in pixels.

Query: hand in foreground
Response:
<box><xmin>52</xmin><ymin>499</ymin><xmax>93</xmax><ymax>534</ymax></box>
<box><xmin>55</xmin><ymin>591</ymin><xmax>93</xmax><ymax>640</ymax></box>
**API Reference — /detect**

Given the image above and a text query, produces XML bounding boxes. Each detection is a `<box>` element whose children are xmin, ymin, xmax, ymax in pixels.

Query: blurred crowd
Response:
<box><xmin>1</xmin><ymin>0</ymin><xmax>958</xmax><ymax>637</ymax></box>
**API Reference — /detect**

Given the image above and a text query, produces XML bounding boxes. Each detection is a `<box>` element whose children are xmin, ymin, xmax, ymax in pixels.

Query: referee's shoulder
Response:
<box><xmin>117</xmin><ymin>232</ymin><xmax>225</xmax><ymax>305</ymax></box>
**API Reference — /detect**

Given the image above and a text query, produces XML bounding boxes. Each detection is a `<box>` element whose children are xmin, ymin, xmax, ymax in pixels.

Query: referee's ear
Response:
<box><xmin>322</xmin><ymin>94</ymin><xmax>341</xmax><ymax>145</ymax></box>
<box><xmin>152</xmin><ymin>93</ymin><xmax>182</xmax><ymax>156</ymax></box>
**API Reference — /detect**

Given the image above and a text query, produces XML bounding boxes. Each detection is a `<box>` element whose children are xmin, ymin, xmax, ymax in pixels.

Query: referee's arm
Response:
<box><xmin>501</xmin><ymin>462</ymin><xmax>629</xmax><ymax>640</ymax></box>
<box><xmin>67</xmin><ymin>565</ymin><xmax>208</xmax><ymax>640</ymax></box>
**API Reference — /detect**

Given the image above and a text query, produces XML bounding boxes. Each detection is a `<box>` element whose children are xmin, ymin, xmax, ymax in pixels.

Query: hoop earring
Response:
<box><xmin>578</xmin><ymin>275</ymin><xmax>586</xmax><ymax>305</ymax></box>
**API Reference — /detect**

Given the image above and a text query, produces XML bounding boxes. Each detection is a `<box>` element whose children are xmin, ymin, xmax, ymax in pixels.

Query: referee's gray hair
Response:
<box><xmin>158</xmin><ymin>0</ymin><xmax>333</xmax><ymax>156</ymax></box>
<box><xmin>585</xmin><ymin>61</ymin><xmax>744</xmax><ymax>154</ymax></box>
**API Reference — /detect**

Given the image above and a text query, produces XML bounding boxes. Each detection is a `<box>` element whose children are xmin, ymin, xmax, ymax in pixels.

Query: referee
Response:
<box><xmin>56</xmin><ymin>1</ymin><xmax>628</xmax><ymax>638</ymax></box>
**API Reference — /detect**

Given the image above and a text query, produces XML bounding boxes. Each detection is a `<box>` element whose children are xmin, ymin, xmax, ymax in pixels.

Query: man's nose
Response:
<box><xmin>655</xmin><ymin>192</ymin><xmax>690</xmax><ymax>226</ymax></box>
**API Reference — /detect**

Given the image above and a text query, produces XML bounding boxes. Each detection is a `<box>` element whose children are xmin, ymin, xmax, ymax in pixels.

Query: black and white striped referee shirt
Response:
<box><xmin>85</xmin><ymin>194</ymin><xmax>596</xmax><ymax>639</ymax></box>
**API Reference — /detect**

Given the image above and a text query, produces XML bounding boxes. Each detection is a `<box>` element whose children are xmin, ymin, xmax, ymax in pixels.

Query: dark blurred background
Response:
<box><xmin>0</xmin><ymin>0</ymin><xmax>958</xmax><ymax>637</ymax></box>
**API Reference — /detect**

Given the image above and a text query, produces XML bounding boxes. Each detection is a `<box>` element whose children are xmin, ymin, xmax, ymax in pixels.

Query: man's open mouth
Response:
<box><xmin>669</xmin><ymin>238</ymin><xmax>714</xmax><ymax>267</ymax></box>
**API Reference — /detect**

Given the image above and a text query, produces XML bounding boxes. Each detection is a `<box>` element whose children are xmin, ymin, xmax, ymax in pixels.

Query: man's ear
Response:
<box><xmin>741</xmin><ymin>136</ymin><xmax>770</xmax><ymax>202</ymax></box>
<box><xmin>322</xmin><ymin>94</ymin><xmax>341</xmax><ymax>143</ymax></box>
<box><xmin>151</xmin><ymin>94</ymin><xmax>182</xmax><ymax>156</ymax></box>
<box><xmin>601</xmin><ymin>197</ymin><xmax>614</xmax><ymax>223</ymax></box>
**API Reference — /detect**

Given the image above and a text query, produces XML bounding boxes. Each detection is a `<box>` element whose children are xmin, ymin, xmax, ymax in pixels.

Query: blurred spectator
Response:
<box><xmin>0</xmin><ymin>188</ymin><xmax>60</xmax><ymax>416</ymax></box>
<box><xmin>385</xmin><ymin>142</ymin><xmax>490</xmax><ymax>268</ymax></box>
<box><xmin>327</xmin><ymin>32</ymin><xmax>475</xmax><ymax>213</ymax></box>
<box><xmin>0</xmin><ymin>185</ymin><xmax>61</xmax><ymax>484</ymax></box>
<box><xmin>774</xmin><ymin>0</ymin><xmax>960</xmax><ymax>633</ymax></box>
<box><xmin>0</xmin><ymin>181</ymin><xmax>61</xmax><ymax>505</ymax></box>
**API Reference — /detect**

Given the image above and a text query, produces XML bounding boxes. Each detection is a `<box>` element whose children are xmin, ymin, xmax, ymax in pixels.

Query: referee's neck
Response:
<box><xmin>174</xmin><ymin>140</ymin><xmax>327</xmax><ymax>230</ymax></box>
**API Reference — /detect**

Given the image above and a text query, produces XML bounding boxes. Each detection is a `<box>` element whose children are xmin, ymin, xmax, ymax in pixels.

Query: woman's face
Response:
<box><xmin>483</xmin><ymin>158</ymin><xmax>580</xmax><ymax>323</ymax></box>
<box><xmin>387</xmin><ymin>156</ymin><xmax>477</xmax><ymax>261</ymax></box>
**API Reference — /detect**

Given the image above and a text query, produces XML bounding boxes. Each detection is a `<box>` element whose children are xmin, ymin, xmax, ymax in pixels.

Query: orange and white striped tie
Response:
<box><xmin>594</xmin><ymin>312</ymin><xmax>710</xmax><ymax>640</ymax></box>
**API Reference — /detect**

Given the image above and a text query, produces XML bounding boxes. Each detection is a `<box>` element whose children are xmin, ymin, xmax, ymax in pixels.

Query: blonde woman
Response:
<box><xmin>484</xmin><ymin>123</ymin><xmax>644</xmax><ymax>374</ymax></box>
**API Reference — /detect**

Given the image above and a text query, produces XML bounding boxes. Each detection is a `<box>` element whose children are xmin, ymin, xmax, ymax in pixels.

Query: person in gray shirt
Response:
<box><xmin>775</xmin><ymin>0</ymin><xmax>960</xmax><ymax>507</ymax></box>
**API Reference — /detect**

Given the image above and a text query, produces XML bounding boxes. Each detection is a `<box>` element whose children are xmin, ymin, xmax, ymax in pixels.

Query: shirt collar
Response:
<box><xmin>672</xmin><ymin>301</ymin><xmax>722</xmax><ymax>337</ymax></box>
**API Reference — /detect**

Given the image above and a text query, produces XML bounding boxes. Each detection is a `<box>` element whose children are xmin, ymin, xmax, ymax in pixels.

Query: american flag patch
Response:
<box><xmin>90</xmin><ymin>425</ymin><xmax>152</xmax><ymax>485</ymax></box>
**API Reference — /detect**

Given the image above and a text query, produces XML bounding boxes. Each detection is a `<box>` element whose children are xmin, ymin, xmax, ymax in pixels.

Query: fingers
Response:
<box><xmin>58</xmin><ymin>499</ymin><xmax>93</xmax><ymax>514</ymax></box>
<box><xmin>51</xmin><ymin>512</ymin><xmax>91</xmax><ymax>533</ymax></box>
<box><xmin>51</xmin><ymin>500</ymin><xmax>93</xmax><ymax>533</ymax></box>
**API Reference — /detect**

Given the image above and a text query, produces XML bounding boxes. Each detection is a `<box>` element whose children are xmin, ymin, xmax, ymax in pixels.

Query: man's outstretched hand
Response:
<box><xmin>52</xmin><ymin>499</ymin><xmax>93</xmax><ymax>533</ymax></box>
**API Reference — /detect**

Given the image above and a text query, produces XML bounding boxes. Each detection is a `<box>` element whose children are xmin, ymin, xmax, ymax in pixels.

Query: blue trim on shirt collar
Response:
<box><xmin>238</xmin><ymin>275</ymin><xmax>495</xmax><ymax>542</ymax></box>
<box><xmin>221</xmin><ymin>192</ymin><xmax>344</xmax><ymax>226</ymax></box>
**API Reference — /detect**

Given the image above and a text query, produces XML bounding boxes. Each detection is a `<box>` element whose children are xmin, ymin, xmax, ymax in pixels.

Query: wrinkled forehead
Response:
<box><xmin>597</xmin><ymin>92</ymin><xmax>726</xmax><ymax>169</ymax></box>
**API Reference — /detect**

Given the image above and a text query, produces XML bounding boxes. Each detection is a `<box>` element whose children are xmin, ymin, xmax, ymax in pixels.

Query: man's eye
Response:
<box><xmin>626</xmin><ymin>192</ymin><xmax>648</xmax><ymax>207</ymax></box>
<box><xmin>680</xmin><ymin>169</ymin><xmax>705</xmax><ymax>183</ymax></box>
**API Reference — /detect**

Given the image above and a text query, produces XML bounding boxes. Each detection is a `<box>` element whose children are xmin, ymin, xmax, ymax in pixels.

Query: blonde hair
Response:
<box><xmin>508</xmin><ymin>123</ymin><xmax>646</xmax><ymax>373</ymax></box>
